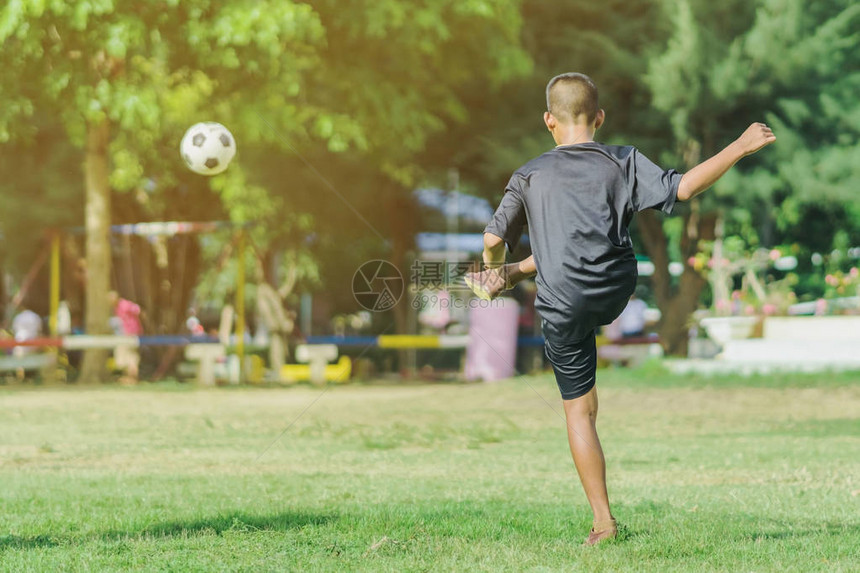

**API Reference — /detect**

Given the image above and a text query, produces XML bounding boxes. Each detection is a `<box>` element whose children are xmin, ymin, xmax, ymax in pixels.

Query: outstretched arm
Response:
<box><xmin>677</xmin><ymin>122</ymin><xmax>776</xmax><ymax>201</ymax></box>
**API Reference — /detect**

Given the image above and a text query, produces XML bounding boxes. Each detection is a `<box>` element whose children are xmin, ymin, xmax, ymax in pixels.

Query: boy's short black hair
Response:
<box><xmin>546</xmin><ymin>73</ymin><xmax>599</xmax><ymax>124</ymax></box>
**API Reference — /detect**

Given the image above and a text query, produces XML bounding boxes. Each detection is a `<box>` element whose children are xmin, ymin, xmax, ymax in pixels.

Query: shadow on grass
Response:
<box><xmin>122</xmin><ymin>511</ymin><xmax>335</xmax><ymax>539</ymax></box>
<box><xmin>0</xmin><ymin>511</ymin><xmax>335</xmax><ymax>552</ymax></box>
<box><xmin>576</xmin><ymin>502</ymin><xmax>860</xmax><ymax>546</ymax></box>
<box><xmin>4</xmin><ymin>503</ymin><xmax>856</xmax><ymax>554</ymax></box>
<box><xmin>747</xmin><ymin>520</ymin><xmax>860</xmax><ymax>541</ymax></box>
<box><xmin>0</xmin><ymin>535</ymin><xmax>60</xmax><ymax>550</ymax></box>
<box><xmin>612</xmin><ymin>506</ymin><xmax>860</xmax><ymax>546</ymax></box>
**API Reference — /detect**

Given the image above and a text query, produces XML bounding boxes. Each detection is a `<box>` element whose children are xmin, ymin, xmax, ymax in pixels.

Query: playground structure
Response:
<box><xmin>2</xmin><ymin>222</ymin><xmax>531</xmax><ymax>385</ymax></box>
<box><xmin>1</xmin><ymin>221</ymin><xmax>258</xmax><ymax>382</ymax></box>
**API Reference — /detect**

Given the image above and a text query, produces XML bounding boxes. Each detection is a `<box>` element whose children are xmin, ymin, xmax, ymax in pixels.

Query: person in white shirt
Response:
<box><xmin>12</xmin><ymin>308</ymin><xmax>43</xmax><ymax>373</ymax></box>
<box><xmin>617</xmin><ymin>294</ymin><xmax>648</xmax><ymax>338</ymax></box>
<box><xmin>12</xmin><ymin>308</ymin><xmax>42</xmax><ymax>344</ymax></box>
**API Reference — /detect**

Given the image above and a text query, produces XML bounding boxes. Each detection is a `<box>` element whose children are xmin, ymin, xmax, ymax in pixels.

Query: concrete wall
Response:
<box><xmin>763</xmin><ymin>316</ymin><xmax>860</xmax><ymax>341</ymax></box>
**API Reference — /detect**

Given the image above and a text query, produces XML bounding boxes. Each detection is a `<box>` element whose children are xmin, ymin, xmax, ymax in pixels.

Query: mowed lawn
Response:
<box><xmin>1</xmin><ymin>367</ymin><xmax>858</xmax><ymax>572</ymax></box>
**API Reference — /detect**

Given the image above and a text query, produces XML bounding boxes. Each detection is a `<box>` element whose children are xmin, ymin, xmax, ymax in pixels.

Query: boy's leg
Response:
<box><xmin>563</xmin><ymin>386</ymin><xmax>613</xmax><ymax>524</ymax></box>
<box><xmin>544</xmin><ymin>331</ymin><xmax>616</xmax><ymax>543</ymax></box>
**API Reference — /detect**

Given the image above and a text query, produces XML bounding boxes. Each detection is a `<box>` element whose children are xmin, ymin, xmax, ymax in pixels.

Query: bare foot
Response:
<box><xmin>583</xmin><ymin>518</ymin><xmax>617</xmax><ymax>546</ymax></box>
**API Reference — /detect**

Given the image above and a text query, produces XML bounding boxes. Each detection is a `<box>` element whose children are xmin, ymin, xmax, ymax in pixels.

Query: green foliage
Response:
<box><xmin>0</xmin><ymin>0</ymin><xmax>531</xmax><ymax>316</ymax></box>
<box><xmin>0</xmin><ymin>125</ymin><xmax>84</xmax><ymax>273</ymax></box>
<box><xmin>649</xmin><ymin>0</ymin><xmax>860</xmax><ymax>247</ymax></box>
<box><xmin>448</xmin><ymin>0</ymin><xmax>668</xmax><ymax>194</ymax></box>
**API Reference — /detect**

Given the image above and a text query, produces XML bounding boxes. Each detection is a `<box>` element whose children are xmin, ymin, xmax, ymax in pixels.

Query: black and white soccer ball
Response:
<box><xmin>180</xmin><ymin>122</ymin><xmax>236</xmax><ymax>176</ymax></box>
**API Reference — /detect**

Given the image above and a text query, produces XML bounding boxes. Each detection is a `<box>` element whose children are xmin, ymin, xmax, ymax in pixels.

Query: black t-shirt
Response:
<box><xmin>484</xmin><ymin>142</ymin><xmax>681</xmax><ymax>343</ymax></box>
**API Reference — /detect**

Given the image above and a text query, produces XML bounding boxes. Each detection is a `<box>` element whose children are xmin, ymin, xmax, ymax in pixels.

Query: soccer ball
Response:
<box><xmin>180</xmin><ymin>122</ymin><xmax>236</xmax><ymax>176</ymax></box>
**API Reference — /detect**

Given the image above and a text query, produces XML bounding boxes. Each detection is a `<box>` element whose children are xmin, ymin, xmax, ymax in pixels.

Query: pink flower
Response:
<box><xmin>825</xmin><ymin>274</ymin><xmax>838</xmax><ymax>287</ymax></box>
<box><xmin>687</xmin><ymin>256</ymin><xmax>696</xmax><ymax>266</ymax></box>
<box><xmin>731</xmin><ymin>290</ymin><xmax>742</xmax><ymax>300</ymax></box>
<box><xmin>850</xmin><ymin>267</ymin><xmax>859</xmax><ymax>278</ymax></box>
<box><xmin>715</xmin><ymin>300</ymin><xmax>730</xmax><ymax>311</ymax></box>
<box><xmin>762</xmin><ymin>303</ymin><xmax>777</xmax><ymax>315</ymax></box>
<box><xmin>744</xmin><ymin>305</ymin><xmax>756</xmax><ymax>315</ymax></box>
<box><xmin>707</xmin><ymin>258</ymin><xmax>715</xmax><ymax>269</ymax></box>
<box><xmin>769</xmin><ymin>249</ymin><xmax>781</xmax><ymax>261</ymax></box>
<box><xmin>815</xmin><ymin>298</ymin><xmax>828</xmax><ymax>315</ymax></box>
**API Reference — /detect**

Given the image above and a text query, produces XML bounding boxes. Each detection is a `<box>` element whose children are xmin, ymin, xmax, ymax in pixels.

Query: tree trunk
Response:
<box><xmin>385</xmin><ymin>188</ymin><xmax>418</xmax><ymax>376</ymax></box>
<box><xmin>78</xmin><ymin>119</ymin><xmax>112</xmax><ymax>382</ymax></box>
<box><xmin>0</xmin><ymin>247</ymin><xmax>5</xmax><ymax>324</ymax></box>
<box><xmin>638</xmin><ymin>202</ymin><xmax>716</xmax><ymax>356</ymax></box>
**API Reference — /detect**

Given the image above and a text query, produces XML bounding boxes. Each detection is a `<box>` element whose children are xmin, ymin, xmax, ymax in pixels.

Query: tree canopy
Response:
<box><xmin>0</xmin><ymin>0</ymin><xmax>530</xmax><ymax>377</ymax></box>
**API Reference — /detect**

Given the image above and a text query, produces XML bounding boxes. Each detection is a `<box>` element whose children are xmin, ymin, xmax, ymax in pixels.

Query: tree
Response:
<box><xmin>436</xmin><ymin>0</ymin><xmax>668</xmax><ymax>192</ymax></box>
<box><xmin>0</xmin><ymin>0</ymin><xmax>335</xmax><ymax>380</ymax></box>
<box><xmin>642</xmin><ymin>0</ymin><xmax>860</xmax><ymax>353</ymax></box>
<box><xmin>186</xmin><ymin>0</ymin><xmax>529</xmax><ymax>343</ymax></box>
<box><xmin>0</xmin><ymin>0</ymin><xmax>531</xmax><ymax>378</ymax></box>
<box><xmin>0</xmin><ymin>124</ymin><xmax>85</xmax><ymax>322</ymax></box>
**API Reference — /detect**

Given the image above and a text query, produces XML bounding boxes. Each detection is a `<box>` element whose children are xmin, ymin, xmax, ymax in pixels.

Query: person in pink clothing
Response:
<box><xmin>112</xmin><ymin>294</ymin><xmax>143</xmax><ymax>335</ymax></box>
<box><xmin>109</xmin><ymin>291</ymin><xmax>142</xmax><ymax>384</ymax></box>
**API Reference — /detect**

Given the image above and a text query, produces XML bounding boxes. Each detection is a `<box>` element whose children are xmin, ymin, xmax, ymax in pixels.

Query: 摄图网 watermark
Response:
<box><xmin>352</xmin><ymin>259</ymin><xmax>504</xmax><ymax>312</ymax></box>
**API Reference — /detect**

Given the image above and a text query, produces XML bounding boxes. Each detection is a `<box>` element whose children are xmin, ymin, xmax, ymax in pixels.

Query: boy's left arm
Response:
<box><xmin>677</xmin><ymin>122</ymin><xmax>775</xmax><ymax>201</ymax></box>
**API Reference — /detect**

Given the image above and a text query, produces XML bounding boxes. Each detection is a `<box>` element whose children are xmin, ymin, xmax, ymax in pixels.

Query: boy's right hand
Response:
<box><xmin>464</xmin><ymin>267</ymin><xmax>509</xmax><ymax>301</ymax></box>
<box><xmin>736</xmin><ymin>122</ymin><xmax>776</xmax><ymax>157</ymax></box>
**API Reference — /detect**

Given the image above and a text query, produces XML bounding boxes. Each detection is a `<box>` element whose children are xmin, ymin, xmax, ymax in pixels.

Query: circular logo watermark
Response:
<box><xmin>352</xmin><ymin>260</ymin><xmax>404</xmax><ymax>312</ymax></box>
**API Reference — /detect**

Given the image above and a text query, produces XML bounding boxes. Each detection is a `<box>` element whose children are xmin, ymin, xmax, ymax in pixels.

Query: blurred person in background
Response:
<box><xmin>11</xmin><ymin>306</ymin><xmax>43</xmax><ymax>380</ymax></box>
<box><xmin>12</xmin><ymin>307</ymin><xmax>42</xmax><ymax>347</ymax></box>
<box><xmin>186</xmin><ymin>308</ymin><xmax>205</xmax><ymax>336</ymax></box>
<box><xmin>109</xmin><ymin>291</ymin><xmax>142</xmax><ymax>385</ymax></box>
<box><xmin>617</xmin><ymin>291</ymin><xmax>648</xmax><ymax>339</ymax></box>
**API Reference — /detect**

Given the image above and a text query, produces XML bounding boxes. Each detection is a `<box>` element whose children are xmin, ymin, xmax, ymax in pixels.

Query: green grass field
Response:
<box><xmin>1</xmin><ymin>366</ymin><xmax>858</xmax><ymax>572</ymax></box>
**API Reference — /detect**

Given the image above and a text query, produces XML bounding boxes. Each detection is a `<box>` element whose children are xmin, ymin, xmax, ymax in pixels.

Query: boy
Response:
<box><xmin>465</xmin><ymin>73</ymin><xmax>774</xmax><ymax>545</ymax></box>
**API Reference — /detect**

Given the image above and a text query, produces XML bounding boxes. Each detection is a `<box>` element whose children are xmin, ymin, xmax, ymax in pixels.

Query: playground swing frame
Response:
<box><xmin>2</xmin><ymin>221</ymin><xmax>254</xmax><ymax>382</ymax></box>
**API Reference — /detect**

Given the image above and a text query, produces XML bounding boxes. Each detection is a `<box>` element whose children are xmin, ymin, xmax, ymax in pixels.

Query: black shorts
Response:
<box><xmin>544</xmin><ymin>330</ymin><xmax>597</xmax><ymax>401</ymax></box>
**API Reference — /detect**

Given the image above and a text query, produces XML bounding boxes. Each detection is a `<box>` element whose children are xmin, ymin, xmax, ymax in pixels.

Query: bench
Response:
<box><xmin>280</xmin><ymin>345</ymin><xmax>351</xmax><ymax>385</ymax></box>
<box><xmin>184</xmin><ymin>343</ymin><xmax>226</xmax><ymax>386</ymax></box>
<box><xmin>0</xmin><ymin>352</ymin><xmax>57</xmax><ymax>376</ymax></box>
<box><xmin>295</xmin><ymin>344</ymin><xmax>339</xmax><ymax>385</ymax></box>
